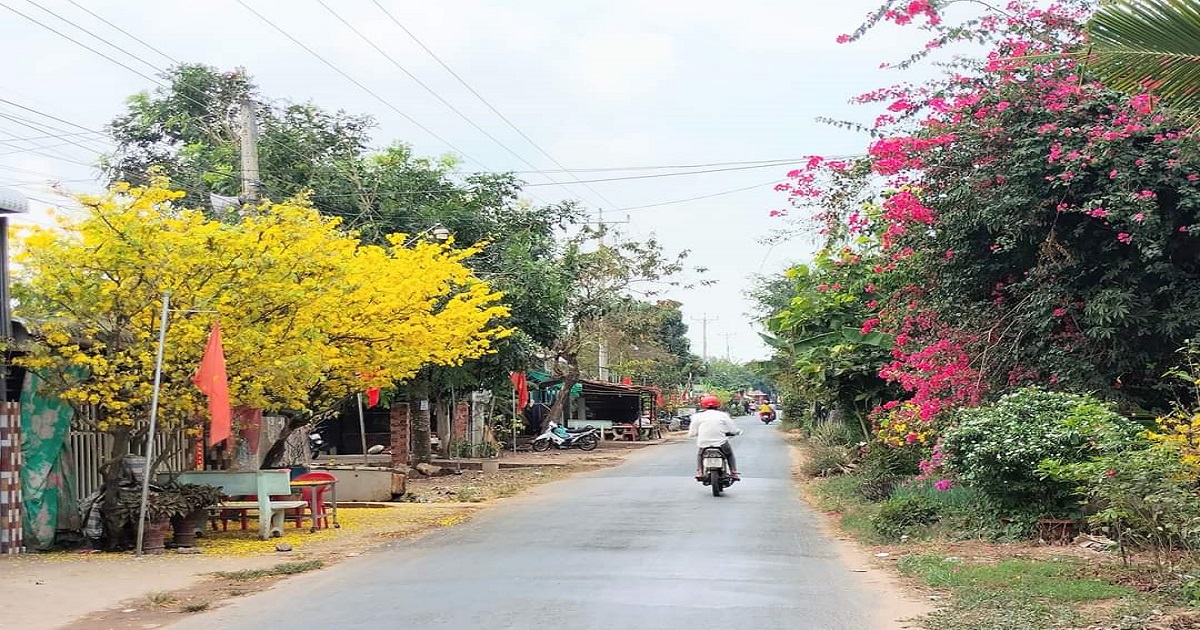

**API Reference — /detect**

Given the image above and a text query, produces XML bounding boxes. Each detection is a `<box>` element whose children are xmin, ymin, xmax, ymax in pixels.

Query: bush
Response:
<box><xmin>803</xmin><ymin>444</ymin><xmax>853</xmax><ymax>477</ymax></box>
<box><xmin>873</xmin><ymin>494</ymin><xmax>941</xmax><ymax>540</ymax></box>
<box><xmin>1047</xmin><ymin>445</ymin><xmax>1200</xmax><ymax>562</ymax></box>
<box><xmin>808</xmin><ymin>421</ymin><xmax>862</xmax><ymax>447</ymax></box>
<box><xmin>856</xmin><ymin>475</ymin><xmax>904</xmax><ymax>501</ymax></box>
<box><xmin>942</xmin><ymin>388</ymin><xmax>1140</xmax><ymax>517</ymax></box>
<box><xmin>858</xmin><ymin>443</ymin><xmax>923</xmax><ymax>478</ymax></box>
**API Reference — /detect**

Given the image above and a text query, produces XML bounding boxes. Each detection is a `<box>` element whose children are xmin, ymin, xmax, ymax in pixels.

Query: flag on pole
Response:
<box><xmin>192</xmin><ymin>324</ymin><xmax>232</xmax><ymax>446</ymax></box>
<box><xmin>366</xmin><ymin>387</ymin><xmax>381</xmax><ymax>408</ymax></box>
<box><xmin>509</xmin><ymin>372</ymin><xmax>529</xmax><ymax>409</ymax></box>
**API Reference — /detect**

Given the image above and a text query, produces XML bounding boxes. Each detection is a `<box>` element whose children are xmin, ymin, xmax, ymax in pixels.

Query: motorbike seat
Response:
<box><xmin>565</xmin><ymin>426</ymin><xmax>593</xmax><ymax>433</ymax></box>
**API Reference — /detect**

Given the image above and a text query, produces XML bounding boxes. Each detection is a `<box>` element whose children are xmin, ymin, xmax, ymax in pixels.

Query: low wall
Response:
<box><xmin>314</xmin><ymin>467</ymin><xmax>405</xmax><ymax>501</ymax></box>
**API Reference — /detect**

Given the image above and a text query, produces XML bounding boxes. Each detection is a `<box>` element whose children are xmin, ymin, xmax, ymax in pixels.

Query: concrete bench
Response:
<box><xmin>174</xmin><ymin>470</ymin><xmax>306</xmax><ymax>540</ymax></box>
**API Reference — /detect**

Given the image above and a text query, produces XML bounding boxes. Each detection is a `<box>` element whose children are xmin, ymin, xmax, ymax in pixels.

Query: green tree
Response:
<box><xmin>541</xmin><ymin>227</ymin><xmax>703</xmax><ymax>429</ymax></box>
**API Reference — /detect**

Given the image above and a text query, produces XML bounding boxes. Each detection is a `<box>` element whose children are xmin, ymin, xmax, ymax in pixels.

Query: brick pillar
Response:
<box><xmin>453</xmin><ymin>402</ymin><xmax>469</xmax><ymax>444</ymax></box>
<box><xmin>390</xmin><ymin>403</ymin><xmax>410</xmax><ymax>468</ymax></box>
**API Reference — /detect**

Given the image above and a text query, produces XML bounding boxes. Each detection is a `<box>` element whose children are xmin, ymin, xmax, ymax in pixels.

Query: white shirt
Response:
<box><xmin>688</xmin><ymin>409</ymin><xmax>742</xmax><ymax>448</ymax></box>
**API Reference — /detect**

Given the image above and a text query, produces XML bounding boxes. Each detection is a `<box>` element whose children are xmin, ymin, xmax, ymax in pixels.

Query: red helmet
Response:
<box><xmin>700</xmin><ymin>394</ymin><xmax>721</xmax><ymax>409</ymax></box>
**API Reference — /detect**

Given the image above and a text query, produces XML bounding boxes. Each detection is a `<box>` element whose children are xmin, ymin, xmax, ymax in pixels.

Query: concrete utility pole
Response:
<box><xmin>691</xmin><ymin>313</ymin><xmax>718</xmax><ymax>361</ymax></box>
<box><xmin>239</xmin><ymin>98</ymin><xmax>261</xmax><ymax>204</ymax></box>
<box><xmin>720</xmin><ymin>333</ymin><xmax>735</xmax><ymax>362</ymax></box>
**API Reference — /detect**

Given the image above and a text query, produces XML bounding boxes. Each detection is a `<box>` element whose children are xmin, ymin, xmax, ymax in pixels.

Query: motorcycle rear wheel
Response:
<box><xmin>532</xmin><ymin>438</ymin><xmax>551</xmax><ymax>452</ymax></box>
<box><xmin>577</xmin><ymin>435</ymin><xmax>598</xmax><ymax>451</ymax></box>
<box><xmin>710</xmin><ymin>469</ymin><xmax>722</xmax><ymax>496</ymax></box>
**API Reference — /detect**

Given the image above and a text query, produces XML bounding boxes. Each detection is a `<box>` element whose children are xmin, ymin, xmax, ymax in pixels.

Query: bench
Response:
<box><xmin>174</xmin><ymin>470</ymin><xmax>307</xmax><ymax>540</ymax></box>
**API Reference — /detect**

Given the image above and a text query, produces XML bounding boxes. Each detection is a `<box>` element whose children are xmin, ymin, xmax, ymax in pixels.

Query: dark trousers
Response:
<box><xmin>697</xmin><ymin>442</ymin><xmax>736</xmax><ymax>473</ymax></box>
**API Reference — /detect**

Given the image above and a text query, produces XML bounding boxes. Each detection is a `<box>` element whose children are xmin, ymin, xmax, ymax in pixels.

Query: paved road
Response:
<box><xmin>174</xmin><ymin>417</ymin><xmax>875</xmax><ymax>629</ymax></box>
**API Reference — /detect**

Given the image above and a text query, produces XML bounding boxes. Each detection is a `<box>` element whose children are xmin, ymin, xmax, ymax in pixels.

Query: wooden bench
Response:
<box><xmin>174</xmin><ymin>470</ymin><xmax>307</xmax><ymax>540</ymax></box>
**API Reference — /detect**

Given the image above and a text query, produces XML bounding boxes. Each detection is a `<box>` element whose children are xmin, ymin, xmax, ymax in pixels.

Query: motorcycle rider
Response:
<box><xmin>758</xmin><ymin>401</ymin><xmax>774</xmax><ymax>417</ymax></box>
<box><xmin>689</xmin><ymin>394</ymin><xmax>742</xmax><ymax>480</ymax></box>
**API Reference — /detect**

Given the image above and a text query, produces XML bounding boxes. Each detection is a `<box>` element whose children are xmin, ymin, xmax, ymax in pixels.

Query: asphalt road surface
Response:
<box><xmin>173</xmin><ymin>416</ymin><xmax>876</xmax><ymax>629</ymax></box>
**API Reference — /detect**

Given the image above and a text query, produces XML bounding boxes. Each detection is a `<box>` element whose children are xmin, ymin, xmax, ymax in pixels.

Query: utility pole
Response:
<box><xmin>239</xmin><ymin>98</ymin><xmax>261</xmax><ymax>204</ymax></box>
<box><xmin>691</xmin><ymin>313</ymin><xmax>718</xmax><ymax>361</ymax></box>
<box><xmin>720</xmin><ymin>333</ymin><xmax>735</xmax><ymax>362</ymax></box>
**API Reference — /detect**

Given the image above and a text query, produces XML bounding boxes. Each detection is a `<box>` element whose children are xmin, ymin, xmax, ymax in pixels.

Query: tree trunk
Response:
<box><xmin>544</xmin><ymin>361</ymin><xmax>579</xmax><ymax>433</ymax></box>
<box><xmin>101</xmin><ymin>427</ymin><xmax>132</xmax><ymax>550</ymax></box>
<box><xmin>436</xmin><ymin>394</ymin><xmax>451</xmax><ymax>459</ymax></box>
<box><xmin>260</xmin><ymin>413</ymin><xmax>308</xmax><ymax>469</ymax></box>
<box><xmin>410</xmin><ymin>380</ymin><xmax>432</xmax><ymax>464</ymax></box>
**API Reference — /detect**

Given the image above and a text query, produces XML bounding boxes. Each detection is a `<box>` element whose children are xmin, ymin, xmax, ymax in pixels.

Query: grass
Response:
<box><xmin>211</xmin><ymin>560</ymin><xmax>324</xmax><ymax>581</ymax></box>
<box><xmin>144</xmin><ymin>591</ymin><xmax>178</xmax><ymax>607</ymax></box>
<box><xmin>180</xmin><ymin>602</ymin><xmax>210</xmax><ymax>613</ymax></box>
<box><xmin>897</xmin><ymin>553</ymin><xmax>1139</xmax><ymax>629</ymax></box>
<box><xmin>808</xmin><ymin>473</ymin><xmax>884</xmax><ymax>543</ymax></box>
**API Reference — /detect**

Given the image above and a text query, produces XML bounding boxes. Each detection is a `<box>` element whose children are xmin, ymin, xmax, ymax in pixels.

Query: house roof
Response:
<box><xmin>539</xmin><ymin>377</ymin><xmax>653</xmax><ymax>397</ymax></box>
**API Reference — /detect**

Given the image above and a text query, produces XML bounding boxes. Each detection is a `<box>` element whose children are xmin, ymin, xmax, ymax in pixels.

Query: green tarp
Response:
<box><xmin>20</xmin><ymin>373</ymin><xmax>76</xmax><ymax>550</ymax></box>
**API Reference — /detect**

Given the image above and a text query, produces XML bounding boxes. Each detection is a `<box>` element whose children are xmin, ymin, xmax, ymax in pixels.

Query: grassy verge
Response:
<box><xmin>897</xmin><ymin>554</ymin><xmax>1149</xmax><ymax>629</ymax></box>
<box><xmin>211</xmin><ymin>560</ymin><xmax>324</xmax><ymax>582</ymax></box>
<box><xmin>792</xmin><ymin>439</ymin><xmax>1191</xmax><ymax>630</ymax></box>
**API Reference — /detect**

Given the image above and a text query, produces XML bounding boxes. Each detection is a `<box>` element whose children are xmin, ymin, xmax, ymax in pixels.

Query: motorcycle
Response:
<box><xmin>760</xmin><ymin>410</ymin><xmax>777</xmax><ymax>424</ymax></box>
<box><xmin>698</xmin><ymin>434</ymin><xmax>739</xmax><ymax>496</ymax></box>
<box><xmin>532</xmin><ymin>421</ymin><xmax>599</xmax><ymax>452</ymax></box>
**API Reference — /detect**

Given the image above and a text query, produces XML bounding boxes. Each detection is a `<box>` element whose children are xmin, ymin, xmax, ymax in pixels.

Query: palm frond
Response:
<box><xmin>1085</xmin><ymin>0</ymin><xmax>1200</xmax><ymax>119</ymax></box>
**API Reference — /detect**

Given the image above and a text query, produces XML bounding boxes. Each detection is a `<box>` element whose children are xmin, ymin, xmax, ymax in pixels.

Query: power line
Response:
<box><xmin>486</xmin><ymin>158</ymin><xmax>813</xmax><ymax>174</ymax></box>
<box><xmin>5</xmin><ymin>5</ymin><xmax>367</xmax><ymax>199</ymax></box>
<box><xmin>63</xmin><ymin>0</ymin><xmax>179</xmax><ymax>66</ymax></box>
<box><xmin>0</xmin><ymin>130</ymin><xmax>107</xmax><ymax>143</ymax></box>
<box><xmin>617</xmin><ymin>178</ymin><xmax>787</xmax><ymax>213</ymax></box>
<box><xmin>372</xmin><ymin>0</ymin><xmax>623</xmax><ymax>213</ymax></box>
<box><xmin>235</xmin><ymin>0</ymin><xmax>486</xmax><ymax>172</ymax></box>
<box><xmin>0</xmin><ymin>114</ymin><xmax>105</xmax><ymax>162</ymax></box>
<box><xmin>292</xmin><ymin>169</ymin><xmax>792</xmax><ymax>199</ymax></box>
<box><xmin>0</xmin><ymin>98</ymin><xmax>110</xmax><ymax>138</ymax></box>
<box><xmin>316</xmin><ymin>1</ymin><xmax>601</xmax><ymax>210</ymax></box>
<box><xmin>0</xmin><ymin>2</ymin><xmax>163</xmax><ymax>85</ymax></box>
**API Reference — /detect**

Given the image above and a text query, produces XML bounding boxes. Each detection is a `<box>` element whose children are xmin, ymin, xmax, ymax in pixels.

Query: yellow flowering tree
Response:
<box><xmin>13</xmin><ymin>181</ymin><xmax>508</xmax><ymax>517</ymax></box>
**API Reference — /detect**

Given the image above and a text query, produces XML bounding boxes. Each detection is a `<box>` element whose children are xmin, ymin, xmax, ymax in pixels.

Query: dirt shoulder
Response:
<box><xmin>3</xmin><ymin>439</ymin><xmax>666</xmax><ymax>630</ymax></box>
<box><xmin>786</xmin><ymin>434</ymin><xmax>934</xmax><ymax>629</ymax></box>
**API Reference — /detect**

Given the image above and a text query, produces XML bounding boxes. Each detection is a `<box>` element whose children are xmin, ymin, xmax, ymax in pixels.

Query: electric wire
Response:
<box><xmin>235</xmin><ymin>0</ymin><xmax>486</xmax><ymax>171</ymax></box>
<box><xmin>369</xmin><ymin>1</ymin><xmax>623</xmax><ymax>212</ymax></box>
<box><xmin>316</xmin><ymin>1</ymin><xmax>601</xmax><ymax>209</ymax></box>
<box><xmin>63</xmin><ymin>0</ymin><xmax>179</xmax><ymax>66</ymax></box>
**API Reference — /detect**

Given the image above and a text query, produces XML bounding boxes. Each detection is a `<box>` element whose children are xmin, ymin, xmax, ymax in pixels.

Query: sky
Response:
<box><xmin>0</xmin><ymin>0</ymin><xmax>934</xmax><ymax>362</ymax></box>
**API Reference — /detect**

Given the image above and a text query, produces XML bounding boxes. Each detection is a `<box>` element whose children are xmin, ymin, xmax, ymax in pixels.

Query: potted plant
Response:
<box><xmin>115</xmin><ymin>488</ymin><xmax>190</xmax><ymax>553</ymax></box>
<box><xmin>171</xmin><ymin>483</ymin><xmax>224</xmax><ymax>547</ymax></box>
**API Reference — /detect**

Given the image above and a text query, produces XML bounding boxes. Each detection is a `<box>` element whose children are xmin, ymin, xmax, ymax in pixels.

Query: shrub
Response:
<box><xmin>856</xmin><ymin>475</ymin><xmax>904</xmax><ymax>502</ymax></box>
<box><xmin>859</xmin><ymin>442</ymin><xmax>923</xmax><ymax>478</ymax></box>
<box><xmin>873</xmin><ymin>494</ymin><xmax>940</xmax><ymax>540</ymax></box>
<box><xmin>1047</xmin><ymin>445</ymin><xmax>1200</xmax><ymax>564</ymax></box>
<box><xmin>941</xmin><ymin>388</ymin><xmax>1140</xmax><ymax>517</ymax></box>
<box><xmin>803</xmin><ymin>444</ymin><xmax>853</xmax><ymax>477</ymax></box>
<box><xmin>808</xmin><ymin>420</ymin><xmax>862</xmax><ymax>447</ymax></box>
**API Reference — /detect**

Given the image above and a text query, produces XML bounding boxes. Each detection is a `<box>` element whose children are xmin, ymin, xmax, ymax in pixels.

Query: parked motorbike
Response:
<box><xmin>698</xmin><ymin>434</ymin><xmax>739</xmax><ymax>496</ymax></box>
<box><xmin>309</xmin><ymin>431</ymin><xmax>331</xmax><ymax>459</ymax></box>
<box><xmin>532</xmin><ymin>421</ymin><xmax>599</xmax><ymax>452</ymax></box>
<box><xmin>760</xmin><ymin>410</ymin><xmax>777</xmax><ymax>424</ymax></box>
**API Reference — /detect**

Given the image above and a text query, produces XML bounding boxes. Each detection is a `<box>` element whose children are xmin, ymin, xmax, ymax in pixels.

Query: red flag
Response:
<box><xmin>366</xmin><ymin>387</ymin><xmax>381</xmax><ymax>408</ymax></box>
<box><xmin>621</xmin><ymin>376</ymin><xmax>632</xmax><ymax>385</ymax></box>
<box><xmin>509</xmin><ymin>372</ymin><xmax>528</xmax><ymax>409</ymax></box>
<box><xmin>192</xmin><ymin>324</ymin><xmax>232</xmax><ymax>446</ymax></box>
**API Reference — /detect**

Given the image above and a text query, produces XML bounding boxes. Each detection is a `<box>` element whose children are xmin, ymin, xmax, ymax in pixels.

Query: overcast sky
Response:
<box><xmin>0</xmin><ymin>0</ymin><xmax>932</xmax><ymax>362</ymax></box>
